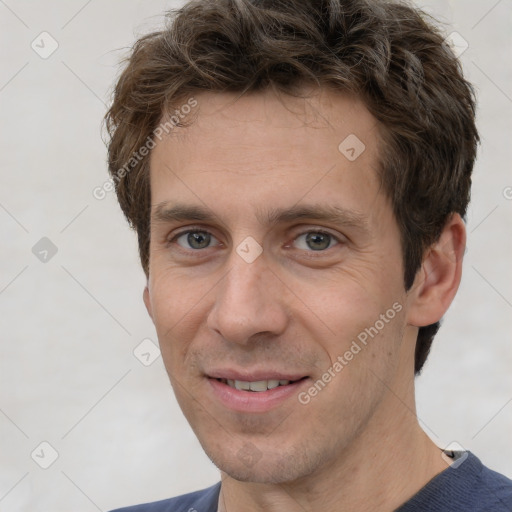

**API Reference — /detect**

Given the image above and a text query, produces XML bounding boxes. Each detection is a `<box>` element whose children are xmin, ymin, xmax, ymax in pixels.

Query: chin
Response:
<box><xmin>204</xmin><ymin>443</ymin><xmax>322</xmax><ymax>485</ymax></box>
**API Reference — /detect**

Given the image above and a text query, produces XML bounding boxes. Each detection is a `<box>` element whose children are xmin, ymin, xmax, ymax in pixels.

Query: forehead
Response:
<box><xmin>154</xmin><ymin>88</ymin><xmax>380</xmax><ymax>159</ymax></box>
<box><xmin>148</xmin><ymin>88</ymin><xmax>385</xmax><ymax>223</ymax></box>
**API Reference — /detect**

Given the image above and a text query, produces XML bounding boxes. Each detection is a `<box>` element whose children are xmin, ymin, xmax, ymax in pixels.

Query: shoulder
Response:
<box><xmin>108</xmin><ymin>481</ymin><xmax>221</xmax><ymax>512</ymax></box>
<box><xmin>476</xmin><ymin>457</ymin><xmax>512</xmax><ymax>510</ymax></box>
<box><xmin>454</xmin><ymin>452</ymin><xmax>512</xmax><ymax>510</ymax></box>
<box><xmin>397</xmin><ymin>452</ymin><xmax>512</xmax><ymax>512</ymax></box>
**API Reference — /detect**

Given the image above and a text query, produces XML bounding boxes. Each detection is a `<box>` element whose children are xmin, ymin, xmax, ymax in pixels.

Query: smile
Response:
<box><xmin>208</xmin><ymin>376</ymin><xmax>310</xmax><ymax>413</ymax></box>
<box><xmin>216</xmin><ymin>378</ymin><xmax>295</xmax><ymax>391</ymax></box>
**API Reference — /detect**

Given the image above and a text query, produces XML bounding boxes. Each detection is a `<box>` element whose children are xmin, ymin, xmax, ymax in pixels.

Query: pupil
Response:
<box><xmin>306</xmin><ymin>232</ymin><xmax>330</xmax><ymax>251</ymax></box>
<box><xmin>188</xmin><ymin>232</ymin><xmax>210</xmax><ymax>249</ymax></box>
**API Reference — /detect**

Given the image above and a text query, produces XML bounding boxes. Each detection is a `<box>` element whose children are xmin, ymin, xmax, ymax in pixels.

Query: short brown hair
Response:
<box><xmin>104</xmin><ymin>0</ymin><xmax>479</xmax><ymax>374</ymax></box>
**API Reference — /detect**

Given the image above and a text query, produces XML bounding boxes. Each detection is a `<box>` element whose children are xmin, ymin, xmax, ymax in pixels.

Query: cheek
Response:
<box><xmin>150</xmin><ymin>265</ymin><xmax>207</xmax><ymax>322</ymax></box>
<box><xmin>307</xmin><ymin>306</ymin><xmax>406</xmax><ymax>426</ymax></box>
<box><xmin>148</xmin><ymin>272</ymin><xmax>208</xmax><ymax>361</ymax></box>
<box><xmin>294</xmin><ymin>269</ymin><xmax>395</xmax><ymax>336</ymax></box>
<box><xmin>298</xmin><ymin>274</ymin><xmax>406</xmax><ymax>380</ymax></box>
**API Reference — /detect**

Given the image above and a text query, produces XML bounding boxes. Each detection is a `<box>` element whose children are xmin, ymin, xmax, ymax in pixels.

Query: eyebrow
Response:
<box><xmin>152</xmin><ymin>202</ymin><xmax>369</xmax><ymax>233</ymax></box>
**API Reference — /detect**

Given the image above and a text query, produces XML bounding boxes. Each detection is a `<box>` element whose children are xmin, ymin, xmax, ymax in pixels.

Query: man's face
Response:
<box><xmin>145</xmin><ymin>89</ymin><xmax>418</xmax><ymax>484</ymax></box>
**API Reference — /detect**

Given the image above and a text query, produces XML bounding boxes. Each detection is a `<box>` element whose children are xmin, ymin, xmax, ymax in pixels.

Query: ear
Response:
<box><xmin>406</xmin><ymin>213</ymin><xmax>466</xmax><ymax>327</ymax></box>
<box><xmin>143</xmin><ymin>285</ymin><xmax>154</xmax><ymax>321</ymax></box>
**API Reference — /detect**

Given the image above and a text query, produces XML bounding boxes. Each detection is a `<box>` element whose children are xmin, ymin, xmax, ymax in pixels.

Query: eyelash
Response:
<box><xmin>167</xmin><ymin>227</ymin><xmax>342</xmax><ymax>255</ymax></box>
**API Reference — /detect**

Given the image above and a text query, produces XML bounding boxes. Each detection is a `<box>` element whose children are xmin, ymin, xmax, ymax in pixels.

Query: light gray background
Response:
<box><xmin>0</xmin><ymin>1</ymin><xmax>511</xmax><ymax>510</ymax></box>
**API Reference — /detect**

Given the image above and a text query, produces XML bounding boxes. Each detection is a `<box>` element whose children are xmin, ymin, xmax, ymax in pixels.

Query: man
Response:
<box><xmin>105</xmin><ymin>0</ymin><xmax>512</xmax><ymax>510</ymax></box>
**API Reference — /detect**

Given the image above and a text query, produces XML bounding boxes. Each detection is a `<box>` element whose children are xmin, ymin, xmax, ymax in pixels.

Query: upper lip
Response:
<box><xmin>207</xmin><ymin>369</ymin><xmax>308</xmax><ymax>382</ymax></box>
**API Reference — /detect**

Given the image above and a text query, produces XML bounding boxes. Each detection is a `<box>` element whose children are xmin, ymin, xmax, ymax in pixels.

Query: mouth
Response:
<box><xmin>207</xmin><ymin>374</ymin><xmax>310</xmax><ymax>413</ymax></box>
<box><xmin>214</xmin><ymin>377</ymin><xmax>307</xmax><ymax>392</ymax></box>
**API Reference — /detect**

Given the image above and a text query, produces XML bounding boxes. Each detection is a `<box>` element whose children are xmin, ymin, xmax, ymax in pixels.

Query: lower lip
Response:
<box><xmin>207</xmin><ymin>378</ymin><xmax>309</xmax><ymax>413</ymax></box>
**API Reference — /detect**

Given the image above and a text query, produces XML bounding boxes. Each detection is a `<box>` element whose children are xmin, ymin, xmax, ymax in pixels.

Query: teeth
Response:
<box><xmin>249</xmin><ymin>380</ymin><xmax>268</xmax><ymax>392</ymax></box>
<box><xmin>234</xmin><ymin>380</ymin><xmax>251</xmax><ymax>390</ymax></box>
<box><xmin>267</xmin><ymin>379</ymin><xmax>280</xmax><ymax>389</ymax></box>
<box><xmin>225</xmin><ymin>379</ymin><xmax>292</xmax><ymax>391</ymax></box>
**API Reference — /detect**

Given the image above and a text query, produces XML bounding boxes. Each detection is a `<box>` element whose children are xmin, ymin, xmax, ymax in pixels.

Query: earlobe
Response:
<box><xmin>143</xmin><ymin>285</ymin><xmax>153</xmax><ymax>321</ymax></box>
<box><xmin>407</xmin><ymin>214</ymin><xmax>466</xmax><ymax>327</ymax></box>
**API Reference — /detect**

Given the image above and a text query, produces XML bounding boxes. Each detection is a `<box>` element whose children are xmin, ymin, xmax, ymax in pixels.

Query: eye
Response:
<box><xmin>169</xmin><ymin>228</ymin><xmax>340</xmax><ymax>253</ymax></box>
<box><xmin>173</xmin><ymin>230</ymin><xmax>220</xmax><ymax>250</ymax></box>
<box><xmin>293</xmin><ymin>231</ymin><xmax>339</xmax><ymax>251</ymax></box>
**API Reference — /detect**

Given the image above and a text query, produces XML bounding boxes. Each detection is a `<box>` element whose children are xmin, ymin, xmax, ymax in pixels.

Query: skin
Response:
<box><xmin>143</xmin><ymin>88</ymin><xmax>466</xmax><ymax>511</ymax></box>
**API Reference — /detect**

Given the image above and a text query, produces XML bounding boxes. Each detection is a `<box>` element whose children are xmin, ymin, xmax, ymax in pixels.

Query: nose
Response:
<box><xmin>206</xmin><ymin>247</ymin><xmax>288</xmax><ymax>346</ymax></box>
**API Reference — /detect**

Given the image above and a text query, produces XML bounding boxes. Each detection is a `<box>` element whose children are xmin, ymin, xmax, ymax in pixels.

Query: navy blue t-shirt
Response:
<box><xmin>110</xmin><ymin>452</ymin><xmax>512</xmax><ymax>511</ymax></box>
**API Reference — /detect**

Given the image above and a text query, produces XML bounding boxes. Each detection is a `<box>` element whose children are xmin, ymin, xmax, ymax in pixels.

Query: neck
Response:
<box><xmin>217</xmin><ymin>376</ymin><xmax>447</xmax><ymax>512</ymax></box>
